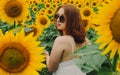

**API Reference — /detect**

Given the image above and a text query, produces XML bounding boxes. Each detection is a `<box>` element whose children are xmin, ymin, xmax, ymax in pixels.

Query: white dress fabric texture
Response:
<box><xmin>53</xmin><ymin>38</ymin><xmax>86</xmax><ymax>75</ymax></box>
<box><xmin>53</xmin><ymin>59</ymin><xmax>86</xmax><ymax>75</ymax></box>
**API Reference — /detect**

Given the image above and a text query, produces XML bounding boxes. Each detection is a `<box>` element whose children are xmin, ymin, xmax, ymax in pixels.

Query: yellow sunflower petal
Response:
<box><xmin>102</xmin><ymin>40</ymin><xmax>115</xmax><ymax>55</ymax></box>
<box><xmin>0</xmin><ymin>0</ymin><xmax>29</xmax><ymax>25</ymax></box>
<box><xmin>92</xmin><ymin>0</ymin><xmax>120</xmax><ymax>59</ymax></box>
<box><xmin>0</xmin><ymin>29</ymin><xmax>45</xmax><ymax>74</ymax></box>
<box><xmin>110</xmin><ymin>42</ymin><xmax>118</xmax><ymax>59</ymax></box>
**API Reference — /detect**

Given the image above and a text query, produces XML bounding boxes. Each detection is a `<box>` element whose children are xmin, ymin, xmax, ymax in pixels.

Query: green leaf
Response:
<box><xmin>74</xmin><ymin>44</ymin><xmax>106</xmax><ymax>73</ymax></box>
<box><xmin>9</xmin><ymin>26</ymin><xmax>22</xmax><ymax>33</ymax></box>
<box><xmin>39</xmin><ymin>23</ymin><xmax>59</xmax><ymax>53</ymax></box>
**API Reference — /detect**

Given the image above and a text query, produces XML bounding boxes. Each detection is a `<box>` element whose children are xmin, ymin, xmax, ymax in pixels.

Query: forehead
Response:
<box><xmin>57</xmin><ymin>8</ymin><xmax>64</xmax><ymax>15</ymax></box>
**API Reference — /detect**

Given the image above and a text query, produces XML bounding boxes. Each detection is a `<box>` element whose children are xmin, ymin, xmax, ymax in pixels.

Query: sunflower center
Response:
<box><xmin>92</xmin><ymin>2</ymin><xmax>97</xmax><ymax>6</ymax></box>
<box><xmin>48</xmin><ymin>10</ymin><xmax>52</xmax><ymax>14</ymax></box>
<box><xmin>40</xmin><ymin>18</ymin><xmax>47</xmax><ymax>25</ymax></box>
<box><xmin>4</xmin><ymin>0</ymin><xmax>23</xmax><ymax>18</ymax></box>
<box><xmin>110</xmin><ymin>9</ymin><xmax>120</xmax><ymax>43</ymax></box>
<box><xmin>0</xmin><ymin>44</ymin><xmax>29</xmax><ymax>73</ymax></box>
<box><xmin>82</xmin><ymin>19</ymin><xmax>88</xmax><ymax>27</ymax></box>
<box><xmin>118</xmin><ymin>63</ymin><xmax>120</xmax><ymax>69</ymax></box>
<box><xmin>46</xmin><ymin>4</ymin><xmax>50</xmax><ymax>8</ymax></box>
<box><xmin>53</xmin><ymin>4</ymin><xmax>56</xmax><ymax>8</ymax></box>
<box><xmin>78</xmin><ymin>4</ymin><xmax>82</xmax><ymax>8</ymax></box>
<box><xmin>83</xmin><ymin>10</ymin><xmax>91</xmax><ymax>17</ymax></box>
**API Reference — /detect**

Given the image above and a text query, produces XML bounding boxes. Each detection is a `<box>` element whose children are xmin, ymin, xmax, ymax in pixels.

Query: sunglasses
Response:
<box><xmin>54</xmin><ymin>14</ymin><xmax>65</xmax><ymax>23</ymax></box>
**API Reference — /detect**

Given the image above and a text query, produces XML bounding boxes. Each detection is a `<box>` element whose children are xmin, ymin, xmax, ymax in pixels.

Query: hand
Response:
<box><xmin>44</xmin><ymin>50</ymin><xmax>49</xmax><ymax>56</ymax></box>
<box><xmin>44</xmin><ymin>50</ymin><xmax>50</xmax><ymax>65</ymax></box>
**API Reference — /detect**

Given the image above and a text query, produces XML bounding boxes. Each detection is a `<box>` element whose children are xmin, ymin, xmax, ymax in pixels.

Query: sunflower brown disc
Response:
<box><xmin>4</xmin><ymin>1</ymin><xmax>23</xmax><ymax>18</ymax></box>
<box><xmin>40</xmin><ymin>18</ymin><xmax>48</xmax><ymax>25</ymax></box>
<box><xmin>0</xmin><ymin>45</ymin><xmax>29</xmax><ymax>73</ymax></box>
<box><xmin>83</xmin><ymin>10</ymin><xmax>91</xmax><ymax>17</ymax></box>
<box><xmin>110</xmin><ymin>9</ymin><xmax>120</xmax><ymax>43</ymax></box>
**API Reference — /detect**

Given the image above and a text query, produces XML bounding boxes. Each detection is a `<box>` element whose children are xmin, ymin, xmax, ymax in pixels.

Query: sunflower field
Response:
<box><xmin>0</xmin><ymin>0</ymin><xmax>120</xmax><ymax>75</ymax></box>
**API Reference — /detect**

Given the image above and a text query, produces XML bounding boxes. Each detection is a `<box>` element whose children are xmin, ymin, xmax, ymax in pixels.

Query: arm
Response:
<box><xmin>45</xmin><ymin>37</ymin><xmax>67</xmax><ymax>72</ymax></box>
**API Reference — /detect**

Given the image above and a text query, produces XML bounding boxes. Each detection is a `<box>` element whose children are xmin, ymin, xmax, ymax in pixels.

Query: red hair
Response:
<box><xmin>55</xmin><ymin>4</ymin><xmax>86</xmax><ymax>43</ymax></box>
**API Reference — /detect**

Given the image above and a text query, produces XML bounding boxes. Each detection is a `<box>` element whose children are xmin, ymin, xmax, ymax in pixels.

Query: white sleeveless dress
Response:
<box><xmin>53</xmin><ymin>38</ymin><xmax>86</xmax><ymax>75</ymax></box>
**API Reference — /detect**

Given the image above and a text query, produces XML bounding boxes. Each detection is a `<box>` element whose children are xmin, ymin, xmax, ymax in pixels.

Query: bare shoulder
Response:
<box><xmin>54</xmin><ymin>36</ymin><xmax>71</xmax><ymax>43</ymax></box>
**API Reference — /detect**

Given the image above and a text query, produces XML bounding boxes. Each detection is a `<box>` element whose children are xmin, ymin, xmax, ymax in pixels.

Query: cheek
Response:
<box><xmin>63</xmin><ymin>22</ymin><xmax>66</xmax><ymax>27</ymax></box>
<box><xmin>61</xmin><ymin>23</ymin><xmax>66</xmax><ymax>29</ymax></box>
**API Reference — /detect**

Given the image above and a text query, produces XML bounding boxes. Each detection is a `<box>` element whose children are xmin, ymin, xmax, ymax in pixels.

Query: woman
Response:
<box><xmin>45</xmin><ymin>4</ymin><xmax>90</xmax><ymax>75</ymax></box>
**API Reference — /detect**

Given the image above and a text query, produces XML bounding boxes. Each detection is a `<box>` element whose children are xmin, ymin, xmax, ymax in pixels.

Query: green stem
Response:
<box><xmin>106</xmin><ymin>54</ymin><xmax>113</xmax><ymax>69</ymax></box>
<box><xmin>14</xmin><ymin>20</ymin><xmax>16</xmax><ymax>27</ymax></box>
<box><xmin>112</xmin><ymin>53</ymin><xmax>118</xmax><ymax>72</ymax></box>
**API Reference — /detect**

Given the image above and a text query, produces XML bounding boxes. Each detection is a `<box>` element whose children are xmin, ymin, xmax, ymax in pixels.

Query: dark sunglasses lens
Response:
<box><xmin>60</xmin><ymin>16</ymin><xmax>65</xmax><ymax>23</ymax></box>
<box><xmin>54</xmin><ymin>14</ymin><xmax>65</xmax><ymax>23</ymax></box>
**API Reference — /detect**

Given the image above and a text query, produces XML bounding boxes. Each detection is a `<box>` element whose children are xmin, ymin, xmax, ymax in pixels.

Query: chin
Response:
<box><xmin>56</xmin><ymin>27</ymin><xmax>61</xmax><ymax>29</ymax></box>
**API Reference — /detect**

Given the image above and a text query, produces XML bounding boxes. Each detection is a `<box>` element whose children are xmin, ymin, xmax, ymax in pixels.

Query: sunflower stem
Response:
<box><xmin>14</xmin><ymin>21</ymin><xmax>16</xmax><ymax>27</ymax></box>
<box><xmin>106</xmin><ymin>54</ymin><xmax>113</xmax><ymax>69</ymax></box>
<box><xmin>112</xmin><ymin>53</ymin><xmax>118</xmax><ymax>72</ymax></box>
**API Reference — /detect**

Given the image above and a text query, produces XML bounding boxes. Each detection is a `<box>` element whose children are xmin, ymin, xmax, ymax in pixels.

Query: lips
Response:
<box><xmin>56</xmin><ymin>23</ymin><xmax>61</xmax><ymax>27</ymax></box>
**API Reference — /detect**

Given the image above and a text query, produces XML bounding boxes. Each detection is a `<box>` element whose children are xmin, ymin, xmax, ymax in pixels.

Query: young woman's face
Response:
<box><xmin>54</xmin><ymin>8</ymin><xmax>66</xmax><ymax>31</ymax></box>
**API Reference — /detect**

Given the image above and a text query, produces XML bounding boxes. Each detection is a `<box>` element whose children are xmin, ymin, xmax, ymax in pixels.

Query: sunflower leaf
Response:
<box><xmin>74</xmin><ymin>44</ymin><xmax>106</xmax><ymax>73</ymax></box>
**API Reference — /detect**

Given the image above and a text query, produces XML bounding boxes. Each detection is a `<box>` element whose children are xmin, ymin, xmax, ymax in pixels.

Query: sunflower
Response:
<box><xmin>45</xmin><ymin>2</ymin><xmax>51</xmax><ymax>8</ymax></box>
<box><xmin>80</xmin><ymin>6</ymin><xmax>95</xmax><ymax>19</ymax></box>
<box><xmin>101</xmin><ymin>0</ymin><xmax>112</xmax><ymax>4</ymax></box>
<box><xmin>92</xmin><ymin>0</ymin><xmax>120</xmax><ymax>59</ymax></box>
<box><xmin>32</xmin><ymin>5</ymin><xmax>38</xmax><ymax>13</ymax></box>
<box><xmin>117</xmin><ymin>60</ymin><xmax>120</xmax><ymax>72</ymax></box>
<box><xmin>91</xmin><ymin>0</ymin><xmax>101</xmax><ymax>7</ymax></box>
<box><xmin>45</xmin><ymin>8</ymin><xmax>54</xmax><ymax>17</ymax></box>
<box><xmin>26</xmin><ymin>0</ymin><xmax>39</xmax><ymax>5</ymax></box>
<box><xmin>0</xmin><ymin>0</ymin><xmax>29</xmax><ymax>25</ymax></box>
<box><xmin>51</xmin><ymin>3</ymin><xmax>58</xmax><ymax>10</ymax></box>
<box><xmin>80</xmin><ymin>6</ymin><xmax>95</xmax><ymax>31</ymax></box>
<box><xmin>25</xmin><ymin>24</ymin><xmax>43</xmax><ymax>38</ymax></box>
<box><xmin>37</xmin><ymin>8</ymin><xmax>46</xmax><ymax>15</ymax></box>
<box><xmin>26</xmin><ymin>14</ymin><xmax>32</xmax><ymax>21</ymax></box>
<box><xmin>82</xmin><ymin>18</ymin><xmax>92</xmax><ymax>31</ymax></box>
<box><xmin>36</xmin><ymin>14</ymin><xmax>50</xmax><ymax>29</ymax></box>
<box><xmin>55</xmin><ymin>0</ymin><xmax>62</xmax><ymax>4</ymax></box>
<box><xmin>76</xmin><ymin>1</ymin><xmax>83</xmax><ymax>10</ymax></box>
<box><xmin>0</xmin><ymin>29</ymin><xmax>46</xmax><ymax>75</ymax></box>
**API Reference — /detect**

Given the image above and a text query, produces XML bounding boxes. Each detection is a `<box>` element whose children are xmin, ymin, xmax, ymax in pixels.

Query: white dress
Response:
<box><xmin>53</xmin><ymin>38</ymin><xmax>86</xmax><ymax>75</ymax></box>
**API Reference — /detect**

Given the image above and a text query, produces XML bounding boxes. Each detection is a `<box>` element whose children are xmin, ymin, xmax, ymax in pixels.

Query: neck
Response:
<box><xmin>63</xmin><ymin>30</ymin><xmax>66</xmax><ymax>35</ymax></box>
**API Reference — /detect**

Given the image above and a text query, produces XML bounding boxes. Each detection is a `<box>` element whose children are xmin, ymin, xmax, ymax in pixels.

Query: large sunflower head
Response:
<box><xmin>36</xmin><ymin>14</ymin><xmax>50</xmax><ymax>29</ymax></box>
<box><xmin>0</xmin><ymin>0</ymin><xmax>29</xmax><ymax>25</ymax></box>
<box><xmin>92</xmin><ymin>0</ymin><xmax>120</xmax><ymax>59</ymax></box>
<box><xmin>0</xmin><ymin>29</ymin><xmax>46</xmax><ymax>75</ymax></box>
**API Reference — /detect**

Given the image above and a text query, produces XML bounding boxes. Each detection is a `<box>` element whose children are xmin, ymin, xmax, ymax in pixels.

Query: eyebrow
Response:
<box><xmin>55</xmin><ymin>13</ymin><xmax>64</xmax><ymax>16</ymax></box>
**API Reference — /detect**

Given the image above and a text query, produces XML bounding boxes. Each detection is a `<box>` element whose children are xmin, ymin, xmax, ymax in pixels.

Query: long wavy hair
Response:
<box><xmin>54</xmin><ymin>4</ymin><xmax>86</xmax><ymax>43</ymax></box>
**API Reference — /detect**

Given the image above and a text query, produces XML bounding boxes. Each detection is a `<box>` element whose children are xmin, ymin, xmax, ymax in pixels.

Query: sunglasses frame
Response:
<box><xmin>54</xmin><ymin>14</ymin><xmax>65</xmax><ymax>23</ymax></box>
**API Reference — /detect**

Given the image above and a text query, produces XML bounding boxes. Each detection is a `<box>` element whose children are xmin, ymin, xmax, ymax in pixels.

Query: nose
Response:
<box><xmin>56</xmin><ymin>17</ymin><xmax>60</xmax><ymax>22</ymax></box>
